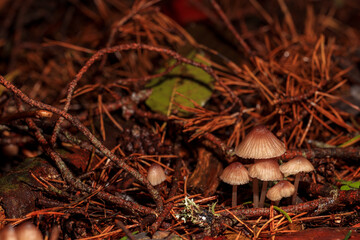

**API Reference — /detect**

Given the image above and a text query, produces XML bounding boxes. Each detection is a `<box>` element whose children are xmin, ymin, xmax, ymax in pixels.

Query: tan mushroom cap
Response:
<box><xmin>279</xmin><ymin>156</ymin><xmax>315</xmax><ymax>177</ymax></box>
<box><xmin>266</xmin><ymin>180</ymin><xmax>295</xmax><ymax>201</ymax></box>
<box><xmin>235</xmin><ymin>125</ymin><xmax>286</xmax><ymax>159</ymax></box>
<box><xmin>16</xmin><ymin>222</ymin><xmax>43</xmax><ymax>240</ymax></box>
<box><xmin>248</xmin><ymin>159</ymin><xmax>283</xmax><ymax>181</ymax></box>
<box><xmin>220</xmin><ymin>162</ymin><xmax>250</xmax><ymax>185</ymax></box>
<box><xmin>0</xmin><ymin>225</ymin><xmax>17</xmax><ymax>240</ymax></box>
<box><xmin>147</xmin><ymin>163</ymin><xmax>167</xmax><ymax>186</ymax></box>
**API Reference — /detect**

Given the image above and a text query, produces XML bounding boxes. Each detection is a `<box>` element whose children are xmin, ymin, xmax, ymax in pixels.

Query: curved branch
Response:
<box><xmin>0</xmin><ymin>75</ymin><xmax>163</xmax><ymax>211</ymax></box>
<box><xmin>51</xmin><ymin>43</ymin><xmax>240</xmax><ymax>147</ymax></box>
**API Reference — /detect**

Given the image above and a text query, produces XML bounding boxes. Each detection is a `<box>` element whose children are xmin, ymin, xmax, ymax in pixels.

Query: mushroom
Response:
<box><xmin>0</xmin><ymin>225</ymin><xmax>17</xmax><ymax>240</ymax></box>
<box><xmin>280</xmin><ymin>156</ymin><xmax>315</xmax><ymax>204</ymax></box>
<box><xmin>248</xmin><ymin>159</ymin><xmax>283</xmax><ymax>207</ymax></box>
<box><xmin>220</xmin><ymin>162</ymin><xmax>249</xmax><ymax>207</ymax></box>
<box><xmin>266</xmin><ymin>180</ymin><xmax>295</xmax><ymax>205</ymax></box>
<box><xmin>2</xmin><ymin>144</ymin><xmax>19</xmax><ymax>157</ymax></box>
<box><xmin>49</xmin><ymin>224</ymin><xmax>61</xmax><ymax>240</ymax></box>
<box><xmin>16</xmin><ymin>222</ymin><xmax>43</xmax><ymax>240</ymax></box>
<box><xmin>235</xmin><ymin>125</ymin><xmax>286</xmax><ymax>159</ymax></box>
<box><xmin>235</xmin><ymin>125</ymin><xmax>286</xmax><ymax>207</ymax></box>
<box><xmin>147</xmin><ymin>163</ymin><xmax>167</xmax><ymax>186</ymax></box>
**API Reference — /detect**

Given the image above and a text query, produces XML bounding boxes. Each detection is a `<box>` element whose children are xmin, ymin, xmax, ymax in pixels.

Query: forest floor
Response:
<box><xmin>0</xmin><ymin>0</ymin><xmax>359</xmax><ymax>239</ymax></box>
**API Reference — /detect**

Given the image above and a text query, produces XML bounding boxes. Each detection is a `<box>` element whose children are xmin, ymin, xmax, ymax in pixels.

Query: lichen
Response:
<box><xmin>175</xmin><ymin>197</ymin><xmax>218</xmax><ymax>228</ymax></box>
<box><xmin>0</xmin><ymin>157</ymin><xmax>46</xmax><ymax>193</ymax></box>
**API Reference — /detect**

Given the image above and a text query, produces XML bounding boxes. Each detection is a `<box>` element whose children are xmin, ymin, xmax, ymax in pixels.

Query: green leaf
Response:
<box><xmin>338</xmin><ymin>180</ymin><xmax>351</xmax><ymax>185</ymax></box>
<box><xmin>338</xmin><ymin>180</ymin><xmax>360</xmax><ymax>190</ymax></box>
<box><xmin>348</xmin><ymin>181</ymin><xmax>360</xmax><ymax>189</ymax></box>
<box><xmin>145</xmin><ymin>51</ymin><xmax>213</xmax><ymax>116</ymax></box>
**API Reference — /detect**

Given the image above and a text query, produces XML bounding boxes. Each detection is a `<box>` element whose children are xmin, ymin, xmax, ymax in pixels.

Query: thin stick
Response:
<box><xmin>0</xmin><ymin>74</ymin><xmax>163</xmax><ymax>212</ymax></box>
<box><xmin>51</xmin><ymin>43</ymin><xmax>240</xmax><ymax>146</ymax></box>
<box><xmin>249</xmin><ymin>0</ymin><xmax>273</xmax><ymax>25</ymax></box>
<box><xmin>210</xmin><ymin>0</ymin><xmax>251</xmax><ymax>56</ymax></box>
<box><xmin>277</xmin><ymin>0</ymin><xmax>298</xmax><ymax>39</ymax></box>
<box><xmin>223</xmin><ymin>208</ymin><xmax>254</xmax><ymax>234</ymax></box>
<box><xmin>281</xmin><ymin>148</ymin><xmax>360</xmax><ymax>162</ymax></box>
<box><xmin>115</xmin><ymin>219</ymin><xmax>136</xmax><ymax>240</ymax></box>
<box><xmin>0</xmin><ymin>110</ymin><xmax>52</xmax><ymax>124</ymax></box>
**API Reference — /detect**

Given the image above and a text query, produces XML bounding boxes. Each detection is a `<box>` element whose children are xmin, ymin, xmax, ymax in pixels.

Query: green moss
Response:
<box><xmin>0</xmin><ymin>157</ymin><xmax>47</xmax><ymax>193</ymax></box>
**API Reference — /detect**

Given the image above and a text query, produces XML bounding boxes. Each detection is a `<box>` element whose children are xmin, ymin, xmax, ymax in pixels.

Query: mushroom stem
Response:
<box><xmin>292</xmin><ymin>173</ymin><xmax>301</xmax><ymax>205</ymax></box>
<box><xmin>274</xmin><ymin>200</ymin><xmax>280</xmax><ymax>206</ymax></box>
<box><xmin>259</xmin><ymin>181</ymin><xmax>268</xmax><ymax>208</ymax></box>
<box><xmin>232</xmin><ymin>185</ymin><xmax>238</xmax><ymax>207</ymax></box>
<box><xmin>253</xmin><ymin>178</ymin><xmax>259</xmax><ymax>208</ymax></box>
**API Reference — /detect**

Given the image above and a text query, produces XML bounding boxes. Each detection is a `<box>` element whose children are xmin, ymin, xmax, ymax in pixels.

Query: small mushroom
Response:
<box><xmin>16</xmin><ymin>222</ymin><xmax>43</xmax><ymax>240</ymax></box>
<box><xmin>147</xmin><ymin>163</ymin><xmax>167</xmax><ymax>186</ymax></box>
<box><xmin>49</xmin><ymin>224</ymin><xmax>61</xmax><ymax>240</ymax></box>
<box><xmin>280</xmin><ymin>156</ymin><xmax>314</xmax><ymax>204</ymax></box>
<box><xmin>266</xmin><ymin>180</ymin><xmax>295</xmax><ymax>206</ymax></box>
<box><xmin>0</xmin><ymin>225</ymin><xmax>17</xmax><ymax>240</ymax></box>
<box><xmin>235</xmin><ymin>125</ymin><xmax>286</xmax><ymax>159</ymax></box>
<box><xmin>220</xmin><ymin>162</ymin><xmax>249</xmax><ymax>207</ymax></box>
<box><xmin>2</xmin><ymin>144</ymin><xmax>19</xmax><ymax>157</ymax></box>
<box><xmin>249</xmin><ymin>159</ymin><xmax>283</xmax><ymax>207</ymax></box>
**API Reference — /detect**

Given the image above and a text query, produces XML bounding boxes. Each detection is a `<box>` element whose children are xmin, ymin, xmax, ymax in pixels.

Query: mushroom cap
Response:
<box><xmin>16</xmin><ymin>222</ymin><xmax>43</xmax><ymax>240</ymax></box>
<box><xmin>220</xmin><ymin>162</ymin><xmax>249</xmax><ymax>185</ymax></box>
<box><xmin>0</xmin><ymin>225</ymin><xmax>17</xmax><ymax>240</ymax></box>
<box><xmin>248</xmin><ymin>159</ymin><xmax>283</xmax><ymax>181</ymax></box>
<box><xmin>279</xmin><ymin>156</ymin><xmax>315</xmax><ymax>177</ymax></box>
<box><xmin>266</xmin><ymin>180</ymin><xmax>295</xmax><ymax>201</ymax></box>
<box><xmin>235</xmin><ymin>125</ymin><xmax>286</xmax><ymax>159</ymax></box>
<box><xmin>49</xmin><ymin>225</ymin><xmax>61</xmax><ymax>240</ymax></box>
<box><xmin>147</xmin><ymin>163</ymin><xmax>167</xmax><ymax>186</ymax></box>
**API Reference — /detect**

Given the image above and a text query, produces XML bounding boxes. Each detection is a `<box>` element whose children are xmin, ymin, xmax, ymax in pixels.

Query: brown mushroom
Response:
<box><xmin>249</xmin><ymin>159</ymin><xmax>283</xmax><ymax>207</ymax></box>
<box><xmin>16</xmin><ymin>222</ymin><xmax>43</xmax><ymax>240</ymax></box>
<box><xmin>220</xmin><ymin>162</ymin><xmax>249</xmax><ymax>207</ymax></box>
<box><xmin>266</xmin><ymin>180</ymin><xmax>295</xmax><ymax>205</ymax></box>
<box><xmin>235</xmin><ymin>125</ymin><xmax>286</xmax><ymax>159</ymax></box>
<box><xmin>235</xmin><ymin>125</ymin><xmax>286</xmax><ymax>208</ymax></box>
<box><xmin>49</xmin><ymin>224</ymin><xmax>61</xmax><ymax>240</ymax></box>
<box><xmin>0</xmin><ymin>225</ymin><xmax>17</xmax><ymax>240</ymax></box>
<box><xmin>280</xmin><ymin>156</ymin><xmax>315</xmax><ymax>204</ymax></box>
<box><xmin>147</xmin><ymin>163</ymin><xmax>167</xmax><ymax>186</ymax></box>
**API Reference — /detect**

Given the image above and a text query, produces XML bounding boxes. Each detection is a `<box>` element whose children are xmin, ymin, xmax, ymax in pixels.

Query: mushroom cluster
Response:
<box><xmin>221</xmin><ymin>125</ymin><xmax>315</xmax><ymax>208</ymax></box>
<box><xmin>235</xmin><ymin>125</ymin><xmax>286</xmax><ymax>207</ymax></box>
